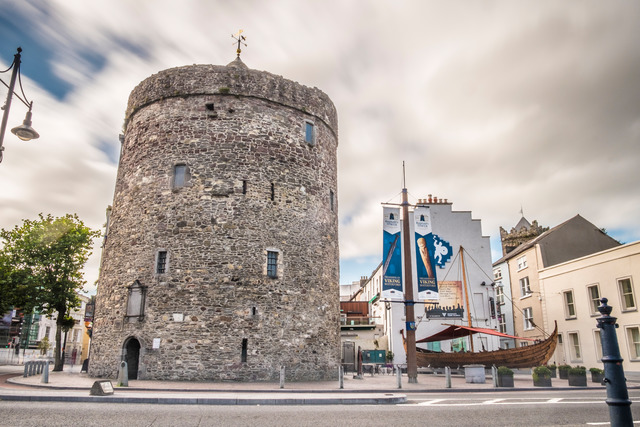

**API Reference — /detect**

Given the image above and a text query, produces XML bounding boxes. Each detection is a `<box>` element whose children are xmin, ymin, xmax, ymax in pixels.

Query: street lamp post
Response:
<box><xmin>0</xmin><ymin>47</ymin><xmax>39</xmax><ymax>163</ymax></box>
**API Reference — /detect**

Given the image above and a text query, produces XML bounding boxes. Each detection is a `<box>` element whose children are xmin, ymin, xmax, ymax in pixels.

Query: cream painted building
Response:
<box><xmin>494</xmin><ymin>215</ymin><xmax>620</xmax><ymax>346</ymax></box>
<box><xmin>539</xmin><ymin>241</ymin><xmax>640</xmax><ymax>372</ymax></box>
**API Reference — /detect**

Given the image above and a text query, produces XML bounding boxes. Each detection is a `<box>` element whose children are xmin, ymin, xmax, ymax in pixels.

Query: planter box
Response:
<box><xmin>463</xmin><ymin>365</ymin><xmax>486</xmax><ymax>384</ymax></box>
<box><xmin>497</xmin><ymin>374</ymin><xmax>514</xmax><ymax>387</ymax></box>
<box><xmin>568</xmin><ymin>373</ymin><xmax>587</xmax><ymax>386</ymax></box>
<box><xmin>558</xmin><ymin>369</ymin><xmax>569</xmax><ymax>379</ymax></box>
<box><xmin>591</xmin><ymin>372</ymin><xmax>604</xmax><ymax>384</ymax></box>
<box><xmin>549</xmin><ymin>368</ymin><xmax>557</xmax><ymax>378</ymax></box>
<box><xmin>533</xmin><ymin>377</ymin><xmax>552</xmax><ymax>387</ymax></box>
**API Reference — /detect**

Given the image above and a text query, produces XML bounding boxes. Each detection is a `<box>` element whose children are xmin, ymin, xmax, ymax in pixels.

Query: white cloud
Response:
<box><xmin>1</xmin><ymin>0</ymin><xmax>638</xmax><ymax>289</ymax></box>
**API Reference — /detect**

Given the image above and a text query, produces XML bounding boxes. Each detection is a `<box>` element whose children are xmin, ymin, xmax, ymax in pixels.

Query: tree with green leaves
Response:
<box><xmin>0</xmin><ymin>214</ymin><xmax>99</xmax><ymax>371</ymax></box>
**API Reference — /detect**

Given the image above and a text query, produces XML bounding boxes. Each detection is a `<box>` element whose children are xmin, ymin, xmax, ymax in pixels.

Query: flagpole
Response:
<box><xmin>401</xmin><ymin>162</ymin><xmax>418</xmax><ymax>383</ymax></box>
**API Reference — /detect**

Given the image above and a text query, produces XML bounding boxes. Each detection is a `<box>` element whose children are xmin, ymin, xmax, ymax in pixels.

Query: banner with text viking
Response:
<box><xmin>382</xmin><ymin>207</ymin><xmax>403</xmax><ymax>299</ymax></box>
<box><xmin>414</xmin><ymin>206</ymin><xmax>438</xmax><ymax>301</ymax></box>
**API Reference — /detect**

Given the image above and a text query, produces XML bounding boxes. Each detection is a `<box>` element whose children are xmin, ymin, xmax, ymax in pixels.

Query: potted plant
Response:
<box><xmin>558</xmin><ymin>364</ymin><xmax>571</xmax><ymax>379</ymax></box>
<box><xmin>532</xmin><ymin>366</ymin><xmax>552</xmax><ymax>387</ymax></box>
<box><xmin>589</xmin><ymin>367</ymin><xmax>604</xmax><ymax>384</ymax></box>
<box><xmin>547</xmin><ymin>364</ymin><xmax>557</xmax><ymax>378</ymax></box>
<box><xmin>497</xmin><ymin>366</ymin><xmax>514</xmax><ymax>387</ymax></box>
<box><xmin>568</xmin><ymin>366</ymin><xmax>587</xmax><ymax>386</ymax></box>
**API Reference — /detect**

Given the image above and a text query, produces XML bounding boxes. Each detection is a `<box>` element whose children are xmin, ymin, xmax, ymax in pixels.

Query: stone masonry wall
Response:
<box><xmin>89</xmin><ymin>60</ymin><xmax>340</xmax><ymax>381</ymax></box>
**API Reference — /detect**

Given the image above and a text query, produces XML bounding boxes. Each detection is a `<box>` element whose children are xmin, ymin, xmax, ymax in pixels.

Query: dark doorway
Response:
<box><xmin>124</xmin><ymin>338</ymin><xmax>141</xmax><ymax>380</ymax></box>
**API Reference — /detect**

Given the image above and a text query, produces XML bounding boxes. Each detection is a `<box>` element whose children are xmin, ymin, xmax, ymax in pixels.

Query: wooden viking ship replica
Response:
<box><xmin>402</xmin><ymin>321</ymin><xmax>558</xmax><ymax>368</ymax></box>
<box><xmin>401</xmin><ymin>247</ymin><xmax>558</xmax><ymax>369</ymax></box>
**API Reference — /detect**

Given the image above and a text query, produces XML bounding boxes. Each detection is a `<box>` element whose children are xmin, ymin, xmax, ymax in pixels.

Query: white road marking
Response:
<box><xmin>406</xmin><ymin>398</ymin><xmax>606</xmax><ymax>407</ymax></box>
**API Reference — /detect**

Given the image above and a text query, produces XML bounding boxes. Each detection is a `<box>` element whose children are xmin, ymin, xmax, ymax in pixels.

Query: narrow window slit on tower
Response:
<box><xmin>242</xmin><ymin>180</ymin><xmax>247</xmax><ymax>195</ymax></box>
<box><xmin>267</xmin><ymin>251</ymin><xmax>278</xmax><ymax>278</ymax></box>
<box><xmin>251</xmin><ymin>307</ymin><xmax>257</xmax><ymax>316</ymax></box>
<box><xmin>304</xmin><ymin>121</ymin><xmax>315</xmax><ymax>145</ymax></box>
<box><xmin>241</xmin><ymin>338</ymin><xmax>248</xmax><ymax>363</ymax></box>
<box><xmin>270</xmin><ymin>183</ymin><xmax>275</xmax><ymax>201</ymax></box>
<box><xmin>156</xmin><ymin>250</ymin><xmax>167</xmax><ymax>274</ymax></box>
<box><xmin>330</xmin><ymin>190</ymin><xmax>335</xmax><ymax>211</ymax></box>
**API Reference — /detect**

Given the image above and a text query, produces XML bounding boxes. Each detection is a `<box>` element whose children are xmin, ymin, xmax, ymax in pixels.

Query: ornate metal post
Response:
<box><xmin>596</xmin><ymin>298</ymin><xmax>633</xmax><ymax>426</ymax></box>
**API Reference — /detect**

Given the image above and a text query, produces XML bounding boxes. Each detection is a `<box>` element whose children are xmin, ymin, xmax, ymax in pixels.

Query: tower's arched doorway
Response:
<box><xmin>124</xmin><ymin>337</ymin><xmax>141</xmax><ymax>380</ymax></box>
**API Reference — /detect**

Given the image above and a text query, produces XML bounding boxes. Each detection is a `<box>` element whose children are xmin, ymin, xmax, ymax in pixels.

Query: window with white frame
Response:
<box><xmin>564</xmin><ymin>290</ymin><xmax>576</xmax><ymax>318</ymax></box>
<box><xmin>517</xmin><ymin>255</ymin><xmax>527</xmax><ymax>270</ymax></box>
<box><xmin>520</xmin><ymin>276</ymin><xmax>531</xmax><ymax>297</ymax></box>
<box><xmin>587</xmin><ymin>284</ymin><xmax>600</xmax><ymax>316</ymax></box>
<box><xmin>523</xmin><ymin>307</ymin><xmax>534</xmax><ymax>330</ymax></box>
<box><xmin>496</xmin><ymin>284</ymin><xmax>504</xmax><ymax>305</ymax></box>
<box><xmin>493</xmin><ymin>268</ymin><xmax>502</xmax><ymax>280</ymax></box>
<box><xmin>569</xmin><ymin>332</ymin><xmax>581</xmax><ymax>361</ymax></box>
<box><xmin>627</xmin><ymin>326</ymin><xmax>640</xmax><ymax>360</ymax></box>
<box><xmin>593</xmin><ymin>329</ymin><xmax>603</xmax><ymax>361</ymax></box>
<box><xmin>618</xmin><ymin>277</ymin><xmax>636</xmax><ymax>311</ymax></box>
<box><xmin>498</xmin><ymin>314</ymin><xmax>506</xmax><ymax>333</ymax></box>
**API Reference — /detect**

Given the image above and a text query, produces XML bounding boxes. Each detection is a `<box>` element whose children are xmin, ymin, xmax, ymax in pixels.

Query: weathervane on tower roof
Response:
<box><xmin>232</xmin><ymin>30</ymin><xmax>247</xmax><ymax>58</ymax></box>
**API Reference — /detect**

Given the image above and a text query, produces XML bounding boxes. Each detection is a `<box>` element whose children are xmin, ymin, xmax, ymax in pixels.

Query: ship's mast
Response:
<box><xmin>460</xmin><ymin>246</ymin><xmax>475</xmax><ymax>352</ymax></box>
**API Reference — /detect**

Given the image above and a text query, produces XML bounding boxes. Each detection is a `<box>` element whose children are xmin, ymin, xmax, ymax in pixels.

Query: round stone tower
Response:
<box><xmin>89</xmin><ymin>57</ymin><xmax>340</xmax><ymax>381</ymax></box>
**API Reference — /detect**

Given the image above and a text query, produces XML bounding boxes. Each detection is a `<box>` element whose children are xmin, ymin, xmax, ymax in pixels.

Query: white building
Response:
<box><xmin>493</xmin><ymin>262</ymin><xmax>516</xmax><ymax>348</ymax></box>
<box><xmin>358</xmin><ymin>196</ymin><xmax>497</xmax><ymax>365</ymax></box>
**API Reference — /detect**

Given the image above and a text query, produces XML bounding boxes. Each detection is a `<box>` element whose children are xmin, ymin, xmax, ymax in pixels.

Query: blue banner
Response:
<box><xmin>382</xmin><ymin>207</ymin><xmax>403</xmax><ymax>299</ymax></box>
<box><xmin>414</xmin><ymin>206</ymin><xmax>438</xmax><ymax>300</ymax></box>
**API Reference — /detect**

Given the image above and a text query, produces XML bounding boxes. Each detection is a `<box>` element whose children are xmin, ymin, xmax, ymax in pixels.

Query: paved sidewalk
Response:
<box><xmin>1</xmin><ymin>364</ymin><xmax>634</xmax><ymax>406</ymax></box>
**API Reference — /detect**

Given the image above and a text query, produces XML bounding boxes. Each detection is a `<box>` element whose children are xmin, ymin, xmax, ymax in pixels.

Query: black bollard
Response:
<box><xmin>596</xmin><ymin>298</ymin><xmax>633</xmax><ymax>426</ymax></box>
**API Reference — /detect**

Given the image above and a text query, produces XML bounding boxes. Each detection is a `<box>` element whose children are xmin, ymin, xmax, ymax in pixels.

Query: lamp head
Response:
<box><xmin>11</xmin><ymin>110</ymin><xmax>39</xmax><ymax>141</ymax></box>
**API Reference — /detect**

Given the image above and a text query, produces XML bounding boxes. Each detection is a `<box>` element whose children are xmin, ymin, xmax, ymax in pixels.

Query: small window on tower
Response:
<box><xmin>241</xmin><ymin>338</ymin><xmax>248</xmax><ymax>363</ymax></box>
<box><xmin>173</xmin><ymin>164</ymin><xmax>188</xmax><ymax>188</ymax></box>
<box><xmin>267</xmin><ymin>251</ymin><xmax>278</xmax><ymax>278</ymax></box>
<box><xmin>330</xmin><ymin>190</ymin><xmax>335</xmax><ymax>211</ymax></box>
<box><xmin>304</xmin><ymin>121</ymin><xmax>315</xmax><ymax>145</ymax></box>
<box><xmin>156</xmin><ymin>250</ymin><xmax>168</xmax><ymax>274</ymax></box>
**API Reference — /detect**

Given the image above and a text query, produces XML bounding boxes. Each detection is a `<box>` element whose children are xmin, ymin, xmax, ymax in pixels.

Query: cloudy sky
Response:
<box><xmin>1</xmin><ymin>0</ymin><xmax>639</xmax><ymax>293</ymax></box>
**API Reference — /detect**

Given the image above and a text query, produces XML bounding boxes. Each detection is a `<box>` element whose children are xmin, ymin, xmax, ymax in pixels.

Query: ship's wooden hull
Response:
<box><xmin>415</xmin><ymin>323</ymin><xmax>558</xmax><ymax>369</ymax></box>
